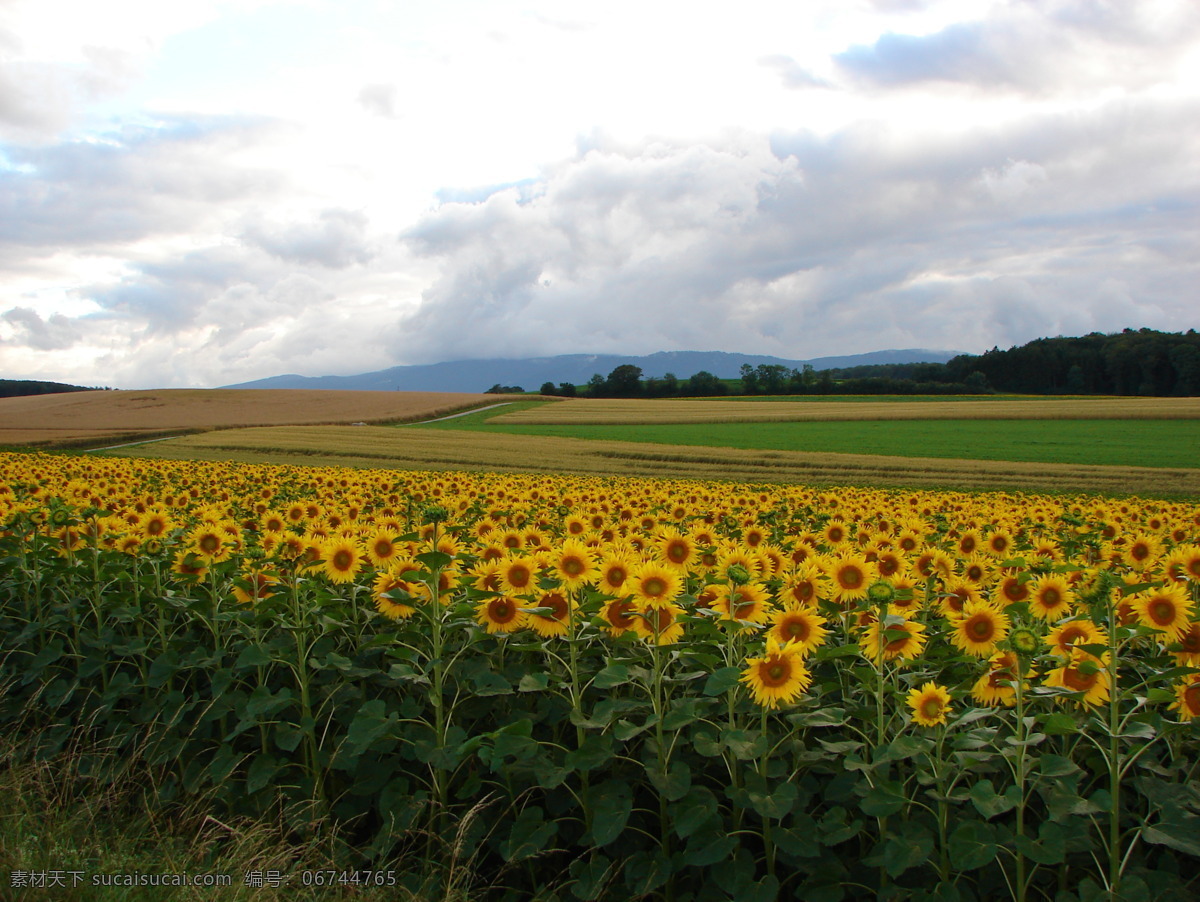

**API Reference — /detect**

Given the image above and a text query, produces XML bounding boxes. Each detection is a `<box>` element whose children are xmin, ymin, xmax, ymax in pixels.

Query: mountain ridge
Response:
<box><xmin>223</xmin><ymin>349</ymin><xmax>960</xmax><ymax>393</ymax></box>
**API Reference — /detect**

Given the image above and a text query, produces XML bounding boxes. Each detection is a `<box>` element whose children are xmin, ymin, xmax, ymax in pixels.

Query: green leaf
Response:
<box><xmin>702</xmin><ymin>666</ymin><xmax>743</xmax><ymax>696</ymax></box>
<box><xmin>882</xmin><ymin>823</ymin><xmax>935</xmax><ymax>878</ymax></box>
<box><xmin>947</xmin><ymin>820</ymin><xmax>996</xmax><ymax>871</ymax></box>
<box><xmin>723</xmin><ymin>728</ymin><xmax>768</xmax><ymax>760</ymax></box>
<box><xmin>671</xmin><ymin>787</ymin><xmax>719</xmax><ymax>839</ymax></box>
<box><xmin>1014</xmin><ymin>821</ymin><xmax>1066</xmax><ymax>864</ymax></box>
<box><xmin>1037</xmin><ymin>754</ymin><xmax>1080</xmax><ymax>778</ymax></box>
<box><xmin>589</xmin><ymin>780</ymin><xmax>633</xmax><ymax>847</ymax></box>
<box><xmin>518</xmin><ymin>672</ymin><xmax>549</xmax><ymax>692</ymax></box>
<box><xmin>569</xmin><ymin>853</ymin><xmax>614</xmax><ymax>901</ymax></box>
<box><xmin>245</xmin><ymin>685</ymin><xmax>294</xmax><ymax>719</ymax></box>
<box><xmin>746</xmin><ymin>774</ymin><xmax>798</xmax><ymax>820</ymax></box>
<box><xmin>499</xmin><ymin>806</ymin><xmax>557</xmax><ymax>862</ymax></box>
<box><xmin>681</xmin><ymin>831</ymin><xmax>737</xmax><ymax>867</ymax></box>
<box><xmin>245</xmin><ymin>753</ymin><xmax>280</xmax><ymax>794</ymax></box>
<box><xmin>969</xmin><ymin>779</ymin><xmax>1019</xmax><ymax>818</ymax></box>
<box><xmin>1039</xmin><ymin>712</ymin><xmax>1080</xmax><ymax>735</ymax></box>
<box><xmin>234</xmin><ymin>644</ymin><xmax>273</xmax><ymax>669</ymax></box>
<box><xmin>860</xmin><ymin>780</ymin><xmax>908</xmax><ymax>818</ymax></box>
<box><xmin>662</xmin><ymin>697</ymin><xmax>705</xmax><ymax>730</ymax></box>
<box><xmin>623</xmin><ymin>850</ymin><xmax>671</xmax><ymax>895</ymax></box>
<box><xmin>591</xmin><ymin>663</ymin><xmax>630</xmax><ymax>689</ymax></box>
<box><xmin>414</xmin><ymin>550</ymin><xmax>453</xmax><ymax>570</ymax></box>
<box><xmin>647</xmin><ymin>759</ymin><xmax>692</xmax><ymax>801</ymax></box>
<box><xmin>566</xmin><ymin>734</ymin><xmax>614</xmax><ymax>773</ymax></box>
<box><xmin>343</xmin><ymin>699</ymin><xmax>397</xmax><ymax>759</ymax></box>
<box><xmin>471</xmin><ymin>670</ymin><xmax>512</xmax><ymax>696</ymax></box>
<box><xmin>1142</xmin><ymin>822</ymin><xmax>1200</xmax><ymax>858</ymax></box>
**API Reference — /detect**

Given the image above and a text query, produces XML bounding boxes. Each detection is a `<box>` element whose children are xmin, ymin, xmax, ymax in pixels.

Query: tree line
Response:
<box><xmin>533</xmin><ymin>329</ymin><xmax>1200</xmax><ymax>398</ymax></box>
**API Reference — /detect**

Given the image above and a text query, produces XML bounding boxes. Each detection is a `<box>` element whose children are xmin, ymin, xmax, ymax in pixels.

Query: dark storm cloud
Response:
<box><xmin>836</xmin><ymin>1</ymin><xmax>1200</xmax><ymax>92</ymax></box>
<box><xmin>397</xmin><ymin>96</ymin><xmax>1200</xmax><ymax>363</ymax></box>
<box><xmin>242</xmin><ymin>208</ymin><xmax>374</xmax><ymax>268</ymax></box>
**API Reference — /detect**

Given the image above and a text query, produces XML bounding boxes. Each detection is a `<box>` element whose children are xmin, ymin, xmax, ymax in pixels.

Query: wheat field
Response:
<box><xmin>0</xmin><ymin>389</ymin><xmax>497</xmax><ymax>447</ymax></box>
<box><xmin>491</xmin><ymin>396</ymin><xmax>1200</xmax><ymax>425</ymax></box>
<box><xmin>107</xmin><ymin>424</ymin><xmax>1200</xmax><ymax>496</ymax></box>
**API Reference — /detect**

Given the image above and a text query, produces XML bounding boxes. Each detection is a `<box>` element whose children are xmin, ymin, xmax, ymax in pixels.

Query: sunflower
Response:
<box><xmin>740</xmin><ymin>637</ymin><xmax>812</xmax><ymax>708</ymax></box>
<box><xmin>656</xmin><ymin>528</ymin><xmax>696</xmax><ymax>569</ymax></box>
<box><xmin>497</xmin><ymin>554</ymin><xmax>539</xmax><ymax>595</ymax></box>
<box><xmin>186</xmin><ymin>523</ymin><xmax>232</xmax><ymax>564</ymax></box>
<box><xmin>1130</xmin><ymin>584</ymin><xmax>1194</xmax><ymax>641</ymax></box>
<box><xmin>548</xmin><ymin>538</ymin><xmax>597</xmax><ymax>589</ymax></box>
<box><xmin>767</xmin><ymin>603</ymin><xmax>828</xmax><ymax>656</ymax></box>
<box><xmin>970</xmin><ymin>651</ymin><xmax>1030</xmax><ymax>707</ymax></box>
<box><xmin>949</xmin><ymin>601</ymin><xmax>1010</xmax><ymax>658</ymax></box>
<box><xmin>364</xmin><ymin>530</ymin><xmax>402</xmax><ymax>568</ymax></box>
<box><xmin>994</xmin><ymin>572</ymin><xmax>1032</xmax><ymax>608</ymax></box>
<box><xmin>859</xmin><ymin>617</ymin><xmax>927</xmax><ymax>665</ymax></box>
<box><xmin>780</xmin><ymin>562</ymin><xmax>824</xmax><ymax>607</ymax></box>
<box><xmin>939</xmin><ymin>578</ymin><xmax>982</xmax><ymax>616</ymax></box>
<box><xmin>170</xmin><ymin>549</ymin><xmax>208</xmax><ymax>582</ymax></box>
<box><xmin>629</xmin><ymin>561</ymin><xmax>684</xmax><ymax>609</ymax></box>
<box><xmin>630</xmin><ymin>601</ymin><xmax>687</xmax><ymax>646</ymax></box>
<box><xmin>373</xmin><ymin>568</ymin><xmax>417</xmax><ymax>619</ymax></box>
<box><xmin>907</xmin><ymin>682</ymin><xmax>952</xmax><ymax>727</ymax></box>
<box><xmin>1121</xmin><ymin>533</ymin><xmax>1161</xmax><ymax>570</ymax></box>
<box><xmin>320</xmin><ymin>537</ymin><xmax>363</xmax><ymax>584</ymax></box>
<box><xmin>526</xmin><ymin>589</ymin><xmax>573</xmax><ymax>638</ymax></box>
<box><xmin>1046</xmin><ymin>619</ymin><xmax>1108</xmax><ymax>659</ymax></box>
<box><xmin>596</xmin><ymin>550</ymin><xmax>637</xmax><ymax>595</ymax></box>
<box><xmin>710</xmin><ymin>581</ymin><xmax>773</xmax><ymax>625</ymax></box>
<box><xmin>232</xmin><ymin>568</ymin><xmax>278</xmax><ymax>605</ymax></box>
<box><xmin>825</xmin><ymin>553</ymin><xmax>874</xmax><ymax>604</ymax></box>
<box><xmin>960</xmin><ymin>552</ymin><xmax>994</xmax><ymax>585</ymax></box>
<box><xmin>985</xmin><ymin>529</ymin><xmax>1015</xmax><ymax>557</ymax></box>
<box><xmin>1026</xmin><ymin>574</ymin><xmax>1074</xmax><ymax>620</ymax></box>
<box><xmin>476</xmin><ymin>596</ymin><xmax>527</xmax><ymax>634</ymax></box>
<box><xmin>601</xmin><ymin>598</ymin><xmax>639</xmax><ymax>637</ymax></box>
<box><xmin>1044</xmin><ymin>651</ymin><xmax>1111</xmax><ymax>707</ymax></box>
<box><xmin>1169</xmin><ymin>620</ymin><xmax>1200</xmax><ymax>667</ymax></box>
<box><xmin>1170</xmin><ymin>673</ymin><xmax>1200</xmax><ymax>721</ymax></box>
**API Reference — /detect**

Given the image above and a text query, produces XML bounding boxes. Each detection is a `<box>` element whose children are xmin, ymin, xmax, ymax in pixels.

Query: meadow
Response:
<box><xmin>0</xmin><ymin>388</ymin><xmax>496</xmax><ymax>448</ymax></box>
<box><xmin>2</xmin><ymin>450</ymin><xmax>1199</xmax><ymax>901</ymax></box>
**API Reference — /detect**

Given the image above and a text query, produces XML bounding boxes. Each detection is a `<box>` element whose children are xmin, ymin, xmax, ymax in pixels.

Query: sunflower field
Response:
<box><xmin>2</xmin><ymin>450</ymin><xmax>1199</xmax><ymax>901</ymax></box>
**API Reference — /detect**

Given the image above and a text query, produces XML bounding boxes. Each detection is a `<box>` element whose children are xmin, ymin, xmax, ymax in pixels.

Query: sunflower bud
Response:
<box><xmin>1009</xmin><ymin>626</ymin><xmax>1039</xmax><ymax>656</ymax></box>
<box><xmin>423</xmin><ymin>505</ymin><xmax>449</xmax><ymax>524</ymax></box>
<box><xmin>725</xmin><ymin>564</ymin><xmax>751</xmax><ymax>585</ymax></box>
<box><xmin>866</xmin><ymin>580</ymin><xmax>896</xmax><ymax>606</ymax></box>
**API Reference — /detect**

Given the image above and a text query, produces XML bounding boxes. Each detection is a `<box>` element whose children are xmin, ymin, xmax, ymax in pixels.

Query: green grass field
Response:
<box><xmin>411</xmin><ymin>403</ymin><xmax>1200</xmax><ymax>469</ymax></box>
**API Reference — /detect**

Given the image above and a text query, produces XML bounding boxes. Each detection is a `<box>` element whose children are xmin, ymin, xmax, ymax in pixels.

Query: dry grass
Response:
<box><xmin>107</xmin><ymin>425</ymin><xmax>1200</xmax><ymax>497</ymax></box>
<box><xmin>0</xmin><ymin>389</ymin><xmax>497</xmax><ymax>448</ymax></box>
<box><xmin>492</xmin><ymin>396</ymin><xmax>1200</xmax><ymax>425</ymax></box>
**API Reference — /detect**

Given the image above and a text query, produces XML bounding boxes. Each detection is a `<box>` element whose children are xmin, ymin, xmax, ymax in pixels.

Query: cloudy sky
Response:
<box><xmin>1</xmin><ymin>0</ymin><xmax>1198</xmax><ymax>388</ymax></box>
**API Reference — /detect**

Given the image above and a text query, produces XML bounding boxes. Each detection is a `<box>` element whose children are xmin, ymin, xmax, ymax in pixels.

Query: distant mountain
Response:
<box><xmin>223</xmin><ymin>350</ymin><xmax>960</xmax><ymax>394</ymax></box>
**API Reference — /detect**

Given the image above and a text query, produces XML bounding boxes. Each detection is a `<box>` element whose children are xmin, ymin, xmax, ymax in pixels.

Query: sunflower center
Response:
<box><xmin>508</xmin><ymin>565</ymin><xmax>530</xmax><ymax>586</ymax></box>
<box><xmin>784</xmin><ymin>619</ymin><xmax>809</xmax><ymax>640</ymax></box>
<box><xmin>667</xmin><ymin>542</ymin><xmax>688</xmax><ymax>562</ymax></box>
<box><xmin>968</xmin><ymin>615</ymin><xmax>995</xmax><ymax>641</ymax></box>
<box><xmin>920</xmin><ymin>698</ymin><xmax>943</xmax><ymax>719</ymax></box>
<box><xmin>1004</xmin><ymin>581</ymin><xmax>1029</xmax><ymax>602</ymax></box>
<box><xmin>1131</xmin><ymin>543</ymin><xmax>1150</xmax><ymax>561</ymax></box>
<box><xmin>1062</xmin><ymin>667</ymin><xmax>1098</xmax><ymax>693</ymax></box>
<box><xmin>562</xmin><ymin>556</ymin><xmax>584</xmax><ymax>575</ymax></box>
<box><xmin>643</xmin><ymin>577</ymin><xmax>667</xmax><ymax>597</ymax></box>
<box><xmin>605</xmin><ymin>566</ymin><xmax>627</xmax><ymax>587</ymax></box>
<box><xmin>489</xmin><ymin>599</ymin><xmax>516</xmax><ymax>623</ymax></box>
<box><xmin>1059</xmin><ymin>627</ymin><xmax>1086</xmax><ymax>648</ymax></box>
<box><xmin>332</xmin><ymin>550</ymin><xmax>354</xmax><ymax>571</ymax></box>
<box><xmin>199</xmin><ymin>534</ymin><xmax>221</xmax><ymax>553</ymax></box>
<box><xmin>762</xmin><ymin>659</ymin><xmax>791</xmax><ymax>687</ymax></box>
<box><xmin>1183</xmin><ymin>684</ymin><xmax>1200</xmax><ymax>716</ymax></box>
<box><xmin>1149</xmin><ymin>599</ymin><xmax>1177</xmax><ymax>625</ymax></box>
<box><xmin>838</xmin><ymin>567</ymin><xmax>863</xmax><ymax>589</ymax></box>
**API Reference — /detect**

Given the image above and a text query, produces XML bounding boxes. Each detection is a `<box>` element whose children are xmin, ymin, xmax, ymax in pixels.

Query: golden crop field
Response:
<box><xmin>0</xmin><ymin>388</ymin><xmax>498</xmax><ymax>447</ymax></box>
<box><xmin>492</xmin><ymin>396</ymin><xmax>1200</xmax><ymax>425</ymax></box>
<box><xmin>110</xmin><ymin>424</ymin><xmax>1200</xmax><ymax>497</ymax></box>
